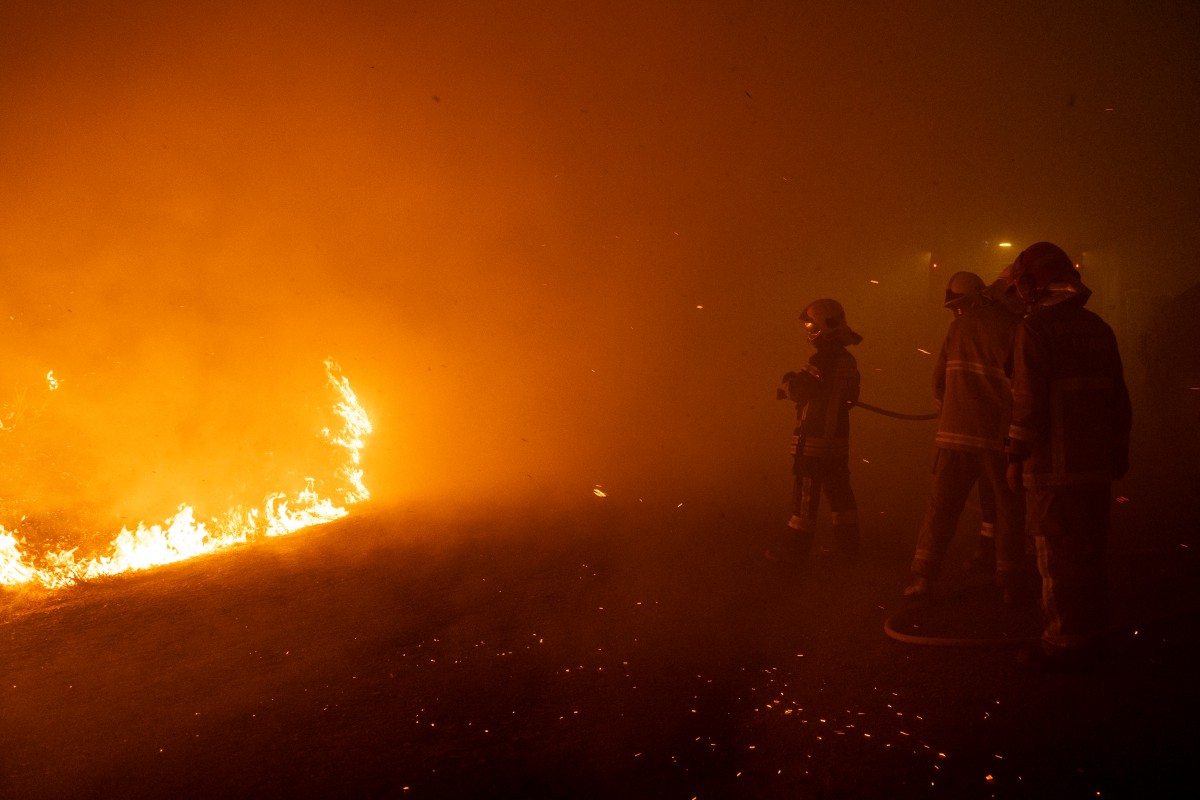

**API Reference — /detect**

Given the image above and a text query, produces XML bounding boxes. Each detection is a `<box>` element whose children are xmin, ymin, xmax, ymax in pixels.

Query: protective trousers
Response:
<box><xmin>790</xmin><ymin>461</ymin><xmax>859</xmax><ymax>557</ymax></box>
<box><xmin>911</xmin><ymin>448</ymin><xmax>1025</xmax><ymax>584</ymax></box>
<box><xmin>1027</xmin><ymin>484</ymin><xmax>1112</xmax><ymax>653</ymax></box>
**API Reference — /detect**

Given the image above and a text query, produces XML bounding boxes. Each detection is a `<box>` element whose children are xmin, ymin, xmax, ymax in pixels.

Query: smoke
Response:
<box><xmin>1</xmin><ymin>0</ymin><xmax>1198</xmax><ymax>548</ymax></box>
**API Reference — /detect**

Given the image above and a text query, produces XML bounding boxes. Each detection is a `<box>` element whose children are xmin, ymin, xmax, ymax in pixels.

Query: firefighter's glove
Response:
<box><xmin>779</xmin><ymin>365</ymin><xmax>821</xmax><ymax>401</ymax></box>
<box><xmin>778</xmin><ymin>371</ymin><xmax>797</xmax><ymax>400</ymax></box>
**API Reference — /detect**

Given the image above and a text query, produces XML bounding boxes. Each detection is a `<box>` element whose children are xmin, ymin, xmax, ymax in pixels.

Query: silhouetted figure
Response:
<box><xmin>777</xmin><ymin>298</ymin><xmax>863</xmax><ymax>562</ymax></box>
<box><xmin>1005</xmin><ymin>242</ymin><xmax>1132</xmax><ymax>669</ymax></box>
<box><xmin>905</xmin><ymin>271</ymin><xmax>1027</xmax><ymax>602</ymax></box>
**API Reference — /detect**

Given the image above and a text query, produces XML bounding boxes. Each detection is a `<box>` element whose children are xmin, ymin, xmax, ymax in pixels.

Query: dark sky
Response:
<box><xmin>1</xmin><ymin>0</ymin><xmax>1197</xmax><ymax>531</ymax></box>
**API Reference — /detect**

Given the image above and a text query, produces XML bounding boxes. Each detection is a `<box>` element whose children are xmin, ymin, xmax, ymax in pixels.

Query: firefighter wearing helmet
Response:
<box><xmin>943</xmin><ymin>270</ymin><xmax>986</xmax><ymax>313</ymax></box>
<box><xmin>904</xmin><ymin>270</ymin><xmax>1028</xmax><ymax>601</ymax></box>
<box><xmin>775</xmin><ymin>298</ymin><xmax>863</xmax><ymax>562</ymax></box>
<box><xmin>1005</xmin><ymin>242</ymin><xmax>1132</xmax><ymax>668</ymax></box>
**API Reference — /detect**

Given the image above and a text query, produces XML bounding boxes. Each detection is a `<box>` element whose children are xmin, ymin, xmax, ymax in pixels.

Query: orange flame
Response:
<box><xmin>1</xmin><ymin>359</ymin><xmax>372</xmax><ymax>590</ymax></box>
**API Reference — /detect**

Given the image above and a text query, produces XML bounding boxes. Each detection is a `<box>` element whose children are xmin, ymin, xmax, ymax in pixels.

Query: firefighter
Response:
<box><xmin>904</xmin><ymin>271</ymin><xmax>1027</xmax><ymax>601</ymax></box>
<box><xmin>777</xmin><ymin>298</ymin><xmax>863</xmax><ymax>562</ymax></box>
<box><xmin>1005</xmin><ymin>242</ymin><xmax>1132</xmax><ymax>669</ymax></box>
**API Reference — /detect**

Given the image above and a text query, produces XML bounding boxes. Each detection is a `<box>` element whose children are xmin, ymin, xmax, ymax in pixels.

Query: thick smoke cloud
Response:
<box><xmin>1</xmin><ymin>0</ymin><xmax>1197</xmax><ymax>546</ymax></box>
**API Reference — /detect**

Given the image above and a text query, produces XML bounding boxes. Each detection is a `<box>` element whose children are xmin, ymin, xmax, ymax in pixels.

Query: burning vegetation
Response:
<box><xmin>0</xmin><ymin>359</ymin><xmax>371</xmax><ymax>589</ymax></box>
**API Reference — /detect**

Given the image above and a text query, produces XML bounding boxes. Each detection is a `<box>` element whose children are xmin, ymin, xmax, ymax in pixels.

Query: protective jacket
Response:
<box><xmin>1007</xmin><ymin>289</ymin><xmax>1132</xmax><ymax>488</ymax></box>
<box><xmin>783</xmin><ymin>343</ymin><xmax>860</xmax><ymax>469</ymax></box>
<box><xmin>933</xmin><ymin>299</ymin><xmax>1021</xmax><ymax>451</ymax></box>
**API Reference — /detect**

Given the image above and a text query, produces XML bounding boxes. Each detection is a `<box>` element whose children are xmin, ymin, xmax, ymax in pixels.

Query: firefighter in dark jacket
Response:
<box><xmin>778</xmin><ymin>298</ymin><xmax>863</xmax><ymax>561</ymax></box>
<box><xmin>1006</xmin><ymin>242</ymin><xmax>1132</xmax><ymax>669</ymax></box>
<box><xmin>904</xmin><ymin>271</ymin><xmax>1026</xmax><ymax>600</ymax></box>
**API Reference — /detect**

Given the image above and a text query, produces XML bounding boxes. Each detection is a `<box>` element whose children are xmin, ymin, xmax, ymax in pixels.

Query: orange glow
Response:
<box><xmin>0</xmin><ymin>0</ymin><xmax>1194</xmax><ymax>526</ymax></box>
<box><xmin>0</xmin><ymin>360</ymin><xmax>371</xmax><ymax>589</ymax></box>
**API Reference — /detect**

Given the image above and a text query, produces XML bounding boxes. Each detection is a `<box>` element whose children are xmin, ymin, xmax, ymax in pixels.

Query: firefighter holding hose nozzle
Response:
<box><xmin>774</xmin><ymin>298</ymin><xmax>863</xmax><ymax>564</ymax></box>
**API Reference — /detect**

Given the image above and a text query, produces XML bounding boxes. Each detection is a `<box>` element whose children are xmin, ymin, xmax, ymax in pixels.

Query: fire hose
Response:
<box><xmin>779</xmin><ymin>368</ymin><xmax>937</xmax><ymax>420</ymax></box>
<box><xmin>883</xmin><ymin>587</ymin><xmax>1038</xmax><ymax>647</ymax></box>
<box><xmin>777</xmin><ymin>380</ymin><xmax>936</xmax><ymax>421</ymax></box>
<box><xmin>851</xmin><ymin>401</ymin><xmax>937</xmax><ymax>421</ymax></box>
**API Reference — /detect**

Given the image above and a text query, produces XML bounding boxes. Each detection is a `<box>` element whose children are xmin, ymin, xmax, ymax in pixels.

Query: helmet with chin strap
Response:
<box><xmin>944</xmin><ymin>271</ymin><xmax>985</xmax><ymax>314</ymax></box>
<box><xmin>800</xmin><ymin>298</ymin><xmax>862</xmax><ymax>346</ymax></box>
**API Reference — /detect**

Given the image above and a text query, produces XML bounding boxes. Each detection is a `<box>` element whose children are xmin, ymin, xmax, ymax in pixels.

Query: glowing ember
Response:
<box><xmin>0</xmin><ymin>359</ymin><xmax>372</xmax><ymax>589</ymax></box>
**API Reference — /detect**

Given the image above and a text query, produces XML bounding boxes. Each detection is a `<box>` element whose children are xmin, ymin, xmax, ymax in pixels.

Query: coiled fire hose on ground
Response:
<box><xmin>883</xmin><ymin>587</ymin><xmax>1038</xmax><ymax>647</ymax></box>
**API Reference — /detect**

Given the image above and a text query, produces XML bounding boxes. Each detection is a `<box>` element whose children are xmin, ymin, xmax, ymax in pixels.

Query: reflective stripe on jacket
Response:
<box><xmin>934</xmin><ymin>301</ymin><xmax>1021</xmax><ymax>452</ymax></box>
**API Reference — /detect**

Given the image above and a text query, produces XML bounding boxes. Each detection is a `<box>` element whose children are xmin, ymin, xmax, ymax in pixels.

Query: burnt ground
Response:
<box><xmin>2</xmin><ymin>476</ymin><xmax>1199</xmax><ymax>800</ymax></box>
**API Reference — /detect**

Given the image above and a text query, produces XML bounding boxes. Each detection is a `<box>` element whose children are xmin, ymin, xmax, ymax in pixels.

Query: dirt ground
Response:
<box><xmin>3</xmin><ymin>470</ymin><xmax>1199</xmax><ymax>799</ymax></box>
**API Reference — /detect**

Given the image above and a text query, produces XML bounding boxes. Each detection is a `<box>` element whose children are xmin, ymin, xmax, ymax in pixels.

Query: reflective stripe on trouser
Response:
<box><xmin>911</xmin><ymin>448</ymin><xmax>1023</xmax><ymax>579</ymax></box>
<box><xmin>1027</xmin><ymin>485</ymin><xmax>1112</xmax><ymax>652</ymax></box>
<box><xmin>791</xmin><ymin>469</ymin><xmax>858</xmax><ymax>548</ymax></box>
